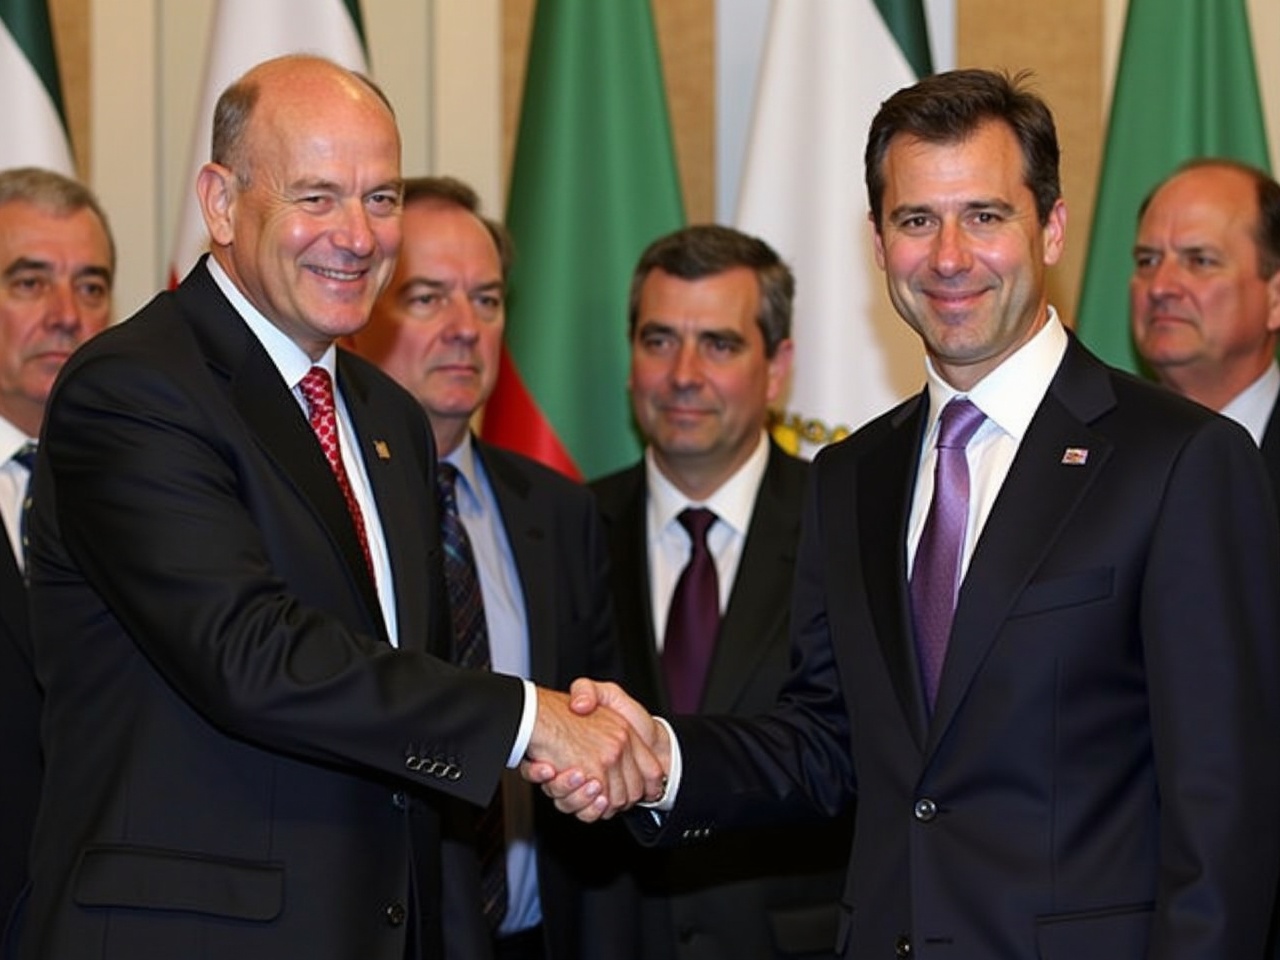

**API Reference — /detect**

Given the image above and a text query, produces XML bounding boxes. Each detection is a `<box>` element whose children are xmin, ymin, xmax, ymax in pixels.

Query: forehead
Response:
<box><xmin>1141</xmin><ymin>168</ymin><xmax>1258</xmax><ymax>242</ymax></box>
<box><xmin>638</xmin><ymin>266</ymin><xmax>762</xmax><ymax>332</ymax></box>
<box><xmin>882</xmin><ymin>121</ymin><xmax>1029</xmax><ymax>208</ymax></box>
<box><xmin>398</xmin><ymin>201</ymin><xmax>501</xmax><ymax>275</ymax></box>
<box><xmin>0</xmin><ymin>201</ymin><xmax>112</xmax><ymax>267</ymax></box>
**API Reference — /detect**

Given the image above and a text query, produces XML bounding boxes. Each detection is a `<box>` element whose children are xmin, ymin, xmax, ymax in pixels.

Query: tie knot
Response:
<box><xmin>678</xmin><ymin>507</ymin><xmax>717</xmax><ymax>544</ymax></box>
<box><xmin>936</xmin><ymin>398</ymin><xmax>985</xmax><ymax>450</ymax></box>
<box><xmin>12</xmin><ymin>441</ymin><xmax>37</xmax><ymax>473</ymax></box>
<box><xmin>298</xmin><ymin>366</ymin><xmax>336</xmax><ymax>417</ymax></box>
<box><xmin>436</xmin><ymin>461</ymin><xmax>460</xmax><ymax>509</ymax></box>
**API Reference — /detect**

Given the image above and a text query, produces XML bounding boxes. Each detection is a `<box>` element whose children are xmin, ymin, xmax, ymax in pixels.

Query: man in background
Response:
<box><xmin>1130</xmin><ymin>158</ymin><xmax>1280</xmax><ymax>499</ymax></box>
<box><xmin>350</xmin><ymin>175</ymin><xmax>618</xmax><ymax>960</ymax></box>
<box><xmin>0</xmin><ymin>166</ymin><xmax>113</xmax><ymax>939</ymax></box>
<box><xmin>591</xmin><ymin>224</ymin><xmax>850</xmax><ymax>959</ymax></box>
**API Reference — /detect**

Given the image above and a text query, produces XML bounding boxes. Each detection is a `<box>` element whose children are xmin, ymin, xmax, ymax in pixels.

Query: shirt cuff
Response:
<box><xmin>506</xmin><ymin>678</ymin><xmax>538</xmax><ymax>768</ymax></box>
<box><xmin>639</xmin><ymin>716</ymin><xmax>682</xmax><ymax>812</ymax></box>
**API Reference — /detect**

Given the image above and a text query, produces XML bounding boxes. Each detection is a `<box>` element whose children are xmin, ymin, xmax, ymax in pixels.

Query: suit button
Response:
<box><xmin>391</xmin><ymin>791</ymin><xmax>408</xmax><ymax>810</ymax></box>
<box><xmin>895</xmin><ymin>934</ymin><xmax>912</xmax><ymax>957</ymax></box>
<box><xmin>384</xmin><ymin>901</ymin><xmax>407</xmax><ymax>926</ymax></box>
<box><xmin>913</xmin><ymin>798</ymin><xmax>937</xmax><ymax>822</ymax></box>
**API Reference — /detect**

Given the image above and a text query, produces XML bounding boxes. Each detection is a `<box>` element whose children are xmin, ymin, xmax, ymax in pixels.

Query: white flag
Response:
<box><xmin>168</xmin><ymin>0</ymin><xmax>367</xmax><ymax>285</ymax></box>
<box><xmin>0</xmin><ymin>0</ymin><xmax>75</xmax><ymax>174</ymax></box>
<box><xmin>737</xmin><ymin>0</ymin><xmax>932</xmax><ymax>457</ymax></box>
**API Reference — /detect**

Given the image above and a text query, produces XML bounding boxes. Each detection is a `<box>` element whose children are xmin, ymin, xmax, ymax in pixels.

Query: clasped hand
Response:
<box><xmin>521</xmin><ymin>679</ymin><xmax>670</xmax><ymax>822</ymax></box>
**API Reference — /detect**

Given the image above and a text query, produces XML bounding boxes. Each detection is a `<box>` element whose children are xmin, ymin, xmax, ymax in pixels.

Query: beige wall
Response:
<box><xmin>45</xmin><ymin>0</ymin><xmax>1280</xmax><ymax>323</ymax></box>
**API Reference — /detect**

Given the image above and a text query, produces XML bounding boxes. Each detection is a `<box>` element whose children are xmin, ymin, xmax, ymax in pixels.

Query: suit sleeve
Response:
<box><xmin>36</xmin><ymin>348</ymin><xmax>523</xmax><ymax>807</ymax></box>
<box><xmin>1142</xmin><ymin>417</ymin><xmax>1280</xmax><ymax>958</ymax></box>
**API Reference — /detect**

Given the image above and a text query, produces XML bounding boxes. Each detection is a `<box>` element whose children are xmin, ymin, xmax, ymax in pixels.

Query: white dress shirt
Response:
<box><xmin>1219</xmin><ymin>361</ymin><xmax>1280</xmax><ymax>447</ymax></box>
<box><xmin>0</xmin><ymin>416</ymin><xmax>33</xmax><ymax>568</ymax></box>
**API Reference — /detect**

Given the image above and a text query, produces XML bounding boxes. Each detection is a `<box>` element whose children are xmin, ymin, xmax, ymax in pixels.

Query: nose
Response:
<box><xmin>930</xmin><ymin>220</ymin><xmax>971</xmax><ymax>277</ymax></box>
<box><xmin>45</xmin><ymin>281</ymin><xmax>84</xmax><ymax>333</ymax></box>
<box><xmin>670</xmin><ymin>340</ymin><xmax>703</xmax><ymax>387</ymax></box>
<box><xmin>1144</xmin><ymin>256</ymin><xmax>1183</xmax><ymax>301</ymax></box>
<box><xmin>333</xmin><ymin>199</ymin><xmax>376</xmax><ymax>257</ymax></box>
<box><xmin>440</xmin><ymin>296</ymin><xmax>480</xmax><ymax>343</ymax></box>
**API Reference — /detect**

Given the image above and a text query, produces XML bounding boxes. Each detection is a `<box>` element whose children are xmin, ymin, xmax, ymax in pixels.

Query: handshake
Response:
<box><xmin>522</xmin><ymin>679</ymin><xmax>671</xmax><ymax>822</ymax></box>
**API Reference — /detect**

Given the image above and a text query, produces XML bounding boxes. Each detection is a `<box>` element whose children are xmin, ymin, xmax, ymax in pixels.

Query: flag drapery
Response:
<box><xmin>1076</xmin><ymin>0</ymin><xmax>1270</xmax><ymax>373</ymax></box>
<box><xmin>167</xmin><ymin>0</ymin><xmax>367</xmax><ymax>286</ymax></box>
<box><xmin>480</xmin><ymin>0</ymin><xmax>685</xmax><ymax>481</ymax></box>
<box><xmin>0</xmin><ymin>0</ymin><xmax>75</xmax><ymax>174</ymax></box>
<box><xmin>736</xmin><ymin>0</ymin><xmax>932</xmax><ymax>458</ymax></box>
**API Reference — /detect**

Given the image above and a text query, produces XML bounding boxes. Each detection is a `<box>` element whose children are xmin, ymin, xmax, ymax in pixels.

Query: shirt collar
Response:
<box><xmin>644</xmin><ymin>430</ymin><xmax>770</xmax><ymax>536</ymax></box>
<box><xmin>1219</xmin><ymin>361</ymin><xmax>1280</xmax><ymax>446</ymax></box>
<box><xmin>0</xmin><ymin>415</ymin><xmax>31</xmax><ymax>464</ymax></box>
<box><xmin>205</xmin><ymin>257</ymin><xmax>336</xmax><ymax>389</ymax></box>
<box><xmin>921</xmin><ymin>307</ymin><xmax>1068</xmax><ymax>443</ymax></box>
<box><xmin>442</xmin><ymin>432</ymin><xmax>483</xmax><ymax>513</ymax></box>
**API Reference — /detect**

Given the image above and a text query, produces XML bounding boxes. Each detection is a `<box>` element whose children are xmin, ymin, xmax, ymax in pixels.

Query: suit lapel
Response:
<box><xmin>857</xmin><ymin>394</ymin><xmax>931</xmax><ymax>746</ymax></box>
<box><xmin>0</xmin><ymin>544</ymin><xmax>29</xmax><ymax>668</ymax></box>
<box><xmin>176</xmin><ymin>265</ymin><xmax>386</xmax><ymax>635</ymax></box>
<box><xmin>477</xmin><ymin>442</ymin><xmax>556</xmax><ymax>681</ymax></box>
<box><xmin>702</xmin><ymin>444</ymin><xmax>801</xmax><ymax>712</ymax></box>
<box><xmin>595</xmin><ymin>466</ymin><xmax>667</xmax><ymax>710</ymax></box>
<box><xmin>928</xmin><ymin>341</ymin><xmax>1116</xmax><ymax>747</ymax></box>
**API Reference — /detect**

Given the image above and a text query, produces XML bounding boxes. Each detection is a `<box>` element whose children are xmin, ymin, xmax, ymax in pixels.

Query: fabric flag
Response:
<box><xmin>0</xmin><ymin>0</ymin><xmax>75</xmax><ymax>173</ymax></box>
<box><xmin>481</xmin><ymin>0</ymin><xmax>684</xmax><ymax>481</ymax></box>
<box><xmin>735</xmin><ymin>0</ymin><xmax>932</xmax><ymax>459</ymax></box>
<box><xmin>1076</xmin><ymin>0</ymin><xmax>1270</xmax><ymax>373</ymax></box>
<box><xmin>167</xmin><ymin>0</ymin><xmax>367</xmax><ymax>286</ymax></box>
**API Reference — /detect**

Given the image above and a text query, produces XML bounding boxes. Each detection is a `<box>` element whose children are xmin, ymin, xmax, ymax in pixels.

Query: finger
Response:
<box><xmin>568</xmin><ymin>677</ymin><xmax>604</xmax><ymax>715</ymax></box>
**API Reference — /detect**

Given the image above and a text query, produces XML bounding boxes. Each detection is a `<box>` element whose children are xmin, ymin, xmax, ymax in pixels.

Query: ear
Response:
<box><xmin>765</xmin><ymin>338</ymin><xmax>794</xmax><ymax>406</ymax></box>
<box><xmin>1042</xmin><ymin>198</ymin><xmax>1067</xmax><ymax>267</ymax></box>
<box><xmin>197</xmin><ymin>163</ymin><xmax>237</xmax><ymax>247</ymax></box>
<box><xmin>1265</xmin><ymin>269</ymin><xmax>1280</xmax><ymax>334</ymax></box>
<box><xmin>870</xmin><ymin>211</ymin><xmax>887</xmax><ymax>270</ymax></box>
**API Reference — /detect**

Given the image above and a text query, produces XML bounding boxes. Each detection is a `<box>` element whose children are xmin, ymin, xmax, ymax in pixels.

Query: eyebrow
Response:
<box><xmin>4</xmin><ymin>256</ymin><xmax>54</xmax><ymax>279</ymax></box>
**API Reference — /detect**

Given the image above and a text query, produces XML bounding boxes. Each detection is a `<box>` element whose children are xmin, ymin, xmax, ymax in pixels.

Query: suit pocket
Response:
<box><xmin>1008</xmin><ymin>567</ymin><xmax>1114</xmax><ymax>619</ymax></box>
<box><xmin>73</xmin><ymin>844</ymin><xmax>284</xmax><ymax>921</ymax></box>
<box><xmin>1034</xmin><ymin>902</ymin><xmax>1152</xmax><ymax>959</ymax></box>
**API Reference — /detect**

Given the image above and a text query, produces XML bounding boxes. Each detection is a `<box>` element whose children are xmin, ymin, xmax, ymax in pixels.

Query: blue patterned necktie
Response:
<box><xmin>662</xmin><ymin>507</ymin><xmax>720</xmax><ymax>713</ymax></box>
<box><xmin>12</xmin><ymin>442</ymin><xmax>37</xmax><ymax>570</ymax></box>
<box><xmin>436</xmin><ymin>462</ymin><xmax>507</xmax><ymax>929</ymax></box>
<box><xmin>910</xmin><ymin>399</ymin><xmax>986</xmax><ymax>711</ymax></box>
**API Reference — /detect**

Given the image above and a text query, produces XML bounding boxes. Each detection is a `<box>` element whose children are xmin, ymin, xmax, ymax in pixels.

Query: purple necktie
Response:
<box><xmin>436</xmin><ymin>462</ymin><xmax>507</xmax><ymax>930</ymax></box>
<box><xmin>662</xmin><ymin>507</ymin><xmax>720</xmax><ymax>713</ymax></box>
<box><xmin>910</xmin><ymin>398</ymin><xmax>986</xmax><ymax>711</ymax></box>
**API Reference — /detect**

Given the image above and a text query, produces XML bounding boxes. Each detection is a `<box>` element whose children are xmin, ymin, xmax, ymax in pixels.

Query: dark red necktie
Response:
<box><xmin>662</xmin><ymin>507</ymin><xmax>720</xmax><ymax>713</ymax></box>
<box><xmin>298</xmin><ymin>367</ymin><xmax>374</xmax><ymax>582</ymax></box>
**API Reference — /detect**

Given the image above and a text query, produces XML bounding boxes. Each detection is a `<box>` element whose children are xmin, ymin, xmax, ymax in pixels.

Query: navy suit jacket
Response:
<box><xmin>641</xmin><ymin>339</ymin><xmax>1280</xmax><ymax>959</ymax></box>
<box><xmin>20</xmin><ymin>261</ymin><xmax>525</xmax><ymax>960</ymax></box>
<box><xmin>595</xmin><ymin>442</ymin><xmax>851</xmax><ymax>960</ymax></box>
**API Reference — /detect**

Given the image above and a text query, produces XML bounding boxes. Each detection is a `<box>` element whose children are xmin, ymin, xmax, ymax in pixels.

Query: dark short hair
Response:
<box><xmin>211</xmin><ymin>55</ymin><xmax>396</xmax><ymax>186</ymax></box>
<box><xmin>628</xmin><ymin>224</ymin><xmax>794</xmax><ymax>358</ymax></box>
<box><xmin>1138</xmin><ymin>158</ymin><xmax>1280</xmax><ymax>279</ymax></box>
<box><xmin>865</xmin><ymin>68</ymin><xmax>1061</xmax><ymax>228</ymax></box>
<box><xmin>0</xmin><ymin>165</ymin><xmax>116</xmax><ymax>274</ymax></box>
<box><xmin>400</xmin><ymin>175</ymin><xmax>514</xmax><ymax>278</ymax></box>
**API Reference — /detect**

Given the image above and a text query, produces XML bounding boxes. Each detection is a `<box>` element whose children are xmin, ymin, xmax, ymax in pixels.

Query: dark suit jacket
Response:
<box><xmin>641</xmin><ymin>339</ymin><xmax>1280</xmax><ymax>959</ymax></box>
<box><xmin>440</xmin><ymin>440</ymin><xmax>621</xmax><ymax>960</ymax></box>
<box><xmin>19</xmin><ymin>262</ymin><xmax>525</xmax><ymax>960</ymax></box>
<box><xmin>594</xmin><ymin>442</ymin><xmax>852</xmax><ymax>960</ymax></box>
<box><xmin>1259</xmin><ymin>396</ymin><xmax>1280</xmax><ymax>508</ymax></box>
<box><xmin>0</xmin><ymin>523</ymin><xmax>39</xmax><ymax>940</ymax></box>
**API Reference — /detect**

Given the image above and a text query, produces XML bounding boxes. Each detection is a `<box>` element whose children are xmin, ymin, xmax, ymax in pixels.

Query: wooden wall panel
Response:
<box><xmin>957</xmin><ymin>0</ymin><xmax>1104</xmax><ymax>323</ymax></box>
<box><xmin>49</xmin><ymin>0</ymin><xmax>91</xmax><ymax>176</ymax></box>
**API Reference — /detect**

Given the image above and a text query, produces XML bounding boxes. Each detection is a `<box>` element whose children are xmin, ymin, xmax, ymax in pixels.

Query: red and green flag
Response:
<box><xmin>481</xmin><ymin>0</ymin><xmax>685</xmax><ymax>481</ymax></box>
<box><xmin>1076</xmin><ymin>0</ymin><xmax>1270</xmax><ymax>373</ymax></box>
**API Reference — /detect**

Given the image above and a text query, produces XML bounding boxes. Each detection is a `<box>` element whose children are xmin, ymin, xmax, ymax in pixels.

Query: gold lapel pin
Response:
<box><xmin>374</xmin><ymin>440</ymin><xmax>392</xmax><ymax>461</ymax></box>
<box><xmin>1061</xmin><ymin>447</ymin><xmax>1088</xmax><ymax>466</ymax></box>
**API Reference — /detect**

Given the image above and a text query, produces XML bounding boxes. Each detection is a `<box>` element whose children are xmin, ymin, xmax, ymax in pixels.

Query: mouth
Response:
<box><xmin>308</xmin><ymin>265</ymin><xmax>367</xmax><ymax>283</ymax></box>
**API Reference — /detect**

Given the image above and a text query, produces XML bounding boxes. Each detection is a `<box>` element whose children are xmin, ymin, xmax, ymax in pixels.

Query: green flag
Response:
<box><xmin>0</xmin><ymin>0</ymin><xmax>75</xmax><ymax>173</ymax></box>
<box><xmin>1076</xmin><ymin>0</ymin><xmax>1270</xmax><ymax>373</ymax></box>
<box><xmin>481</xmin><ymin>0</ymin><xmax>685</xmax><ymax>480</ymax></box>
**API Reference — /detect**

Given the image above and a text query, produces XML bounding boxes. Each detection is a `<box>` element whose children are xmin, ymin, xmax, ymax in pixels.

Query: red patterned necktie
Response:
<box><xmin>910</xmin><ymin>398</ymin><xmax>986</xmax><ymax>711</ymax></box>
<box><xmin>298</xmin><ymin>367</ymin><xmax>374</xmax><ymax>582</ymax></box>
<box><xmin>662</xmin><ymin>507</ymin><xmax>720</xmax><ymax>713</ymax></box>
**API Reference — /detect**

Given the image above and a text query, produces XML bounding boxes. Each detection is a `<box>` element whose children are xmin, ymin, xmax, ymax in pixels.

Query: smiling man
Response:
<box><xmin>548</xmin><ymin>70</ymin><xmax>1280</xmax><ymax>960</ymax></box>
<box><xmin>1131</xmin><ymin>159</ymin><xmax>1280</xmax><ymax>500</ymax></box>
